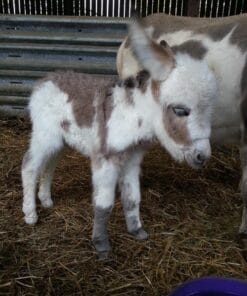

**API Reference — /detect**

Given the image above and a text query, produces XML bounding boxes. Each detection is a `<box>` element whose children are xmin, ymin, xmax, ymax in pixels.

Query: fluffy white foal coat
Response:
<box><xmin>22</xmin><ymin>18</ymin><xmax>218</xmax><ymax>258</ymax></box>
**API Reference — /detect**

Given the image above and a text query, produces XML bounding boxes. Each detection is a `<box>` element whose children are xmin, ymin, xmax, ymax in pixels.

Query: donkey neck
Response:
<box><xmin>105</xmin><ymin>83</ymin><xmax>159</xmax><ymax>153</ymax></box>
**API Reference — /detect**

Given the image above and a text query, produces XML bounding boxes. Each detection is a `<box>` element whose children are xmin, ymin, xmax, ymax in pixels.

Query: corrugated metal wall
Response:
<box><xmin>0</xmin><ymin>0</ymin><xmax>246</xmax><ymax>17</ymax></box>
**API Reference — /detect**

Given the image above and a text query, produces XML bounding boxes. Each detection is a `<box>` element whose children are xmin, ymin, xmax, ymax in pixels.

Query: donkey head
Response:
<box><xmin>129</xmin><ymin>19</ymin><xmax>218</xmax><ymax>168</ymax></box>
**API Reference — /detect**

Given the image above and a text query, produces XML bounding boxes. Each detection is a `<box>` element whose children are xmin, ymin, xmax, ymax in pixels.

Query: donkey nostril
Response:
<box><xmin>195</xmin><ymin>152</ymin><xmax>207</xmax><ymax>164</ymax></box>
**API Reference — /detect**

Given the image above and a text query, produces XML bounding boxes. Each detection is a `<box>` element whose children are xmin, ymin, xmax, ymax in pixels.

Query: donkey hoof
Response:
<box><xmin>238</xmin><ymin>231</ymin><xmax>247</xmax><ymax>240</ymax></box>
<box><xmin>98</xmin><ymin>251</ymin><xmax>111</xmax><ymax>261</ymax></box>
<box><xmin>130</xmin><ymin>227</ymin><xmax>148</xmax><ymax>240</ymax></box>
<box><xmin>24</xmin><ymin>214</ymin><xmax>38</xmax><ymax>225</ymax></box>
<box><xmin>239</xmin><ymin>223</ymin><xmax>247</xmax><ymax>237</ymax></box>
<box><xmin>93</xmin><ymin>237</ymin><xmax>111</xmax><ymax>259</ymax></box>
<box><xmin>41</xmin><ymin>198</ymin><xmax>54</xmax><ymax>208</ymax></box>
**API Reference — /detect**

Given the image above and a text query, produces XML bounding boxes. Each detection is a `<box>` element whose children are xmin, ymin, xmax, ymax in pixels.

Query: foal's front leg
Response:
<box><xmin>119</xmin><ymin>150</ymin><xmax>148</xmax><ymax>240</ymax></box>
<box><xmin>91</xmin><ymin>158</ymin><xmax>119</xmax><ymax>259</ymax></box>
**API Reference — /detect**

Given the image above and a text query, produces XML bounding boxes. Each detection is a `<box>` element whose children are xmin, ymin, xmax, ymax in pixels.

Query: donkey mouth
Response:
<box><xmin>184</xmin><ymin>153</ymin><xmax>208</xmax><ymax>169</ymax></box>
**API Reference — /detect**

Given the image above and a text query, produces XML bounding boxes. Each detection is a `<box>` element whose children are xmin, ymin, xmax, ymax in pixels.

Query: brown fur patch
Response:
<box><xmin>150</xmin><ymin>41</ymin><xmax>175</xmax><ymax>67</ymax></box>
<box><xmin>44</xmin><ymin>71</ymin><xmax>115</xmax><ymax>128</ymax></box>
<box><xmin>60</xmin><ymin>120</ymin><xmax>71</xmax><ymax>132</ymax></box>
<box><xmin>172</xmin><ymin>40</ymin><xmax>208</xmax><ymax>60</ymax></box>
<box><xmin>136</xmin><ymin>70</ymin><xmax>150</xmax><ymax>93</ymax></box>
<box><xmin>121</xmin><ymin>71</ymin><xmax>151</xmax><ymax>105</ymax></box>
<box><xmin>164</xmin><ymin>105</ymin><xmax>191</xmax><ymax>145</ymax></box>
<box><xmin>95</xmin><ymin>87</ymin><xmax>114</xmax><ymax>154</ymax></box>
<box><xmin>151</xmin><ymin>80</ymin><xmax>160</xmax><ymax>101</ymax></box>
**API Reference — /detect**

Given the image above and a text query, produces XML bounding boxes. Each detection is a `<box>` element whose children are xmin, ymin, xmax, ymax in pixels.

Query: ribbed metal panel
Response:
<box><xmin>0</xmin><ymin>14</ymin><xmax>127</xmax><ymax>116</ymax></box>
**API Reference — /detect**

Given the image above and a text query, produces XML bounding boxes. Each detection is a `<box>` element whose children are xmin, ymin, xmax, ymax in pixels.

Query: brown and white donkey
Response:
<box><xmin>117</xmin><ymin>13</ymin><xmax>247</xmax><ymax>237</ymax></box>
<box><xmin>22</xmin><ymin>18</ymin><xmax>217</xmax><ymax>259</ymax></box>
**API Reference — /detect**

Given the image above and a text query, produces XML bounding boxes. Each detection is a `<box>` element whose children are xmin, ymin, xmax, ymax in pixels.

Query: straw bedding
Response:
<box><xmin>0</xmin><ymin>117</ymin><xmax>247</xmax><ymax>295</ymax></box>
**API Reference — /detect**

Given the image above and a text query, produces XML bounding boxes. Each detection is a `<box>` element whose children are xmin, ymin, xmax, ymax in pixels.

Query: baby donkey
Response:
<box><xmin>22</xmin><ymin>19</ymin><xmax>218</xmax><ymax>258</ymax></box>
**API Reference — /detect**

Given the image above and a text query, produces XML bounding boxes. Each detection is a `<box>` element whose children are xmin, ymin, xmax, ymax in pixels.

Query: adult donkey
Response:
<box><xmin>117</xmin><ymin>13</ymin><xmax>247</xmax><ymax>238</ymax></box>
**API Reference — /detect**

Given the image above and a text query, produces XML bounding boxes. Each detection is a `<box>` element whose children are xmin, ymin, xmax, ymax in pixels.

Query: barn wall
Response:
<box><xmin>0</xmin><ymin>0</ymin><xmax>246</xmax><ymax>17</ymax></box>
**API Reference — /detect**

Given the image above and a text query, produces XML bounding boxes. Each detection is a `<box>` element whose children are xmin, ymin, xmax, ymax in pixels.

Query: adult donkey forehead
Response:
<box><xmin>117</xmin><ymin>12</ymin><xmax>247</xmax><ymax>241</ymax></box>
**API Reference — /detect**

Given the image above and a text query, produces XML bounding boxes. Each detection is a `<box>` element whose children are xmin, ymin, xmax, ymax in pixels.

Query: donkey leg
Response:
<box><xmin>91</xmin><ymin>158</ymin><xmax>119</xmax><ymax>259</ymax></box>
<box><xmin>22</xmin><ymin>133</ymin><xmax>63</xmax><ymax>225</ymax></box>
<box><xmin>22</xmin><ymin>149</ymin><xmax>41</xmax><ymax>225</ymax></box>
<box><xmin>239</xmin><ymin>146</ymin><xmax>247</xmax><ymax>236</ymax></box>
<box><xmin>38</xmin><ymin>151</ymin><xmax>63</xmax><ymax>208</ymax></box>
<box><xmin>119</xmin><ymin>150</ymin><xmax>148</xmax><ymax>240</ymax></box>
<box><xmin>22</xmin><ymin>147</ymin><xmax>52</xmax><ymax>225</ymax></box>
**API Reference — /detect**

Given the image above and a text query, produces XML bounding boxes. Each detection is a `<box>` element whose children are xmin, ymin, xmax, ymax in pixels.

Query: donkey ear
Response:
<box><xmin>128</xmin><ymin>19</ymin><xmax>175</xmax><ymax>81</ymax></box>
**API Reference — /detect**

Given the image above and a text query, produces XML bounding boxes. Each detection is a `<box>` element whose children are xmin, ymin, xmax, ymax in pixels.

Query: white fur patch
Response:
<box><xmin>106</xmin><ymin>85</ymin><xmax>157</xmax><ymax>152</ymax></box>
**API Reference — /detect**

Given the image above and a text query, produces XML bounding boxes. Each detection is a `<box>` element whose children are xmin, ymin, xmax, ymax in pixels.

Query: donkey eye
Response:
<box><xmin>172</xmin><ymin>105</ymin><xmax>190</xmax><ymax>117</ymax></box>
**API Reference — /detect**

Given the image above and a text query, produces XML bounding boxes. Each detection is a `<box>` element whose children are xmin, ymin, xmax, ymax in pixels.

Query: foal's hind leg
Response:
<box><xmin>239</xmin><ymin>146</ymin><xmax>247</xmax><ymax>236</ymax></box>
<box><xmin>38</xmin><ymin>151</ymin><xmax>63</xmax><ymax>208</ymax></box>
<box><xmin>22</xmin><ymin>149</ymin><xmax>41</xmax><ymax>224</ymax></box>
<box><xmin>22</xmin><ymin>134</ymin><xmax>63</xmax><ymax>225</ymax></box>
<box><xmin>22</xmin><ymin>147</ymin><xmax>49</xmax><ymax>225</ymax></box>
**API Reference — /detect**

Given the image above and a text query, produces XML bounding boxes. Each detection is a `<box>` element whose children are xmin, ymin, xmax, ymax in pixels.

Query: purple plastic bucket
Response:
<box><xmin>169</xmin><ymin>277</ymin><xmax>247</xmax><ymax>296</ymax></box>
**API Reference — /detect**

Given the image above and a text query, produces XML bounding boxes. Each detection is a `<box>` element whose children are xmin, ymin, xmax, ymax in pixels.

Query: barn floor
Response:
<box><xmin>1</xmin><ymin>117</ymin><xmax>247</xmax><ymax>295</ymax></box>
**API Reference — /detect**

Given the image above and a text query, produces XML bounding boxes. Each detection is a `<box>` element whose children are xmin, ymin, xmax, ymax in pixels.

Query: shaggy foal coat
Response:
<box><xmin>22</xmin><ymin>19</ymin><xmax>217</xmax><ymax>258</ymax></box>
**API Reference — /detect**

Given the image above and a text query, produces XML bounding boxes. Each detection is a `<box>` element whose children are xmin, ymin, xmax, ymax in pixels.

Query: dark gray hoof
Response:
<box><xmin>237</xmin><ymin>232</ymin><xmax>247</xmax><ymax>262</ymax></box>
<box><xmin>130</xmin><ymin>227</ymin><xmax>148</xmax><ymax>240</ymax></box>
<box><xmin>92</xmin><ymin>237</ymin><xmax>111</xmax><ymax>260</ymax></box>
<box><xmin>98</xmin><ymin>251</ymin><xmax>110</xmax><ymax>261</ymax></box>
<box><xmin>239</xmin><ymin>232</ymin><xmax>247</xmax><ymax>240</ymax></box>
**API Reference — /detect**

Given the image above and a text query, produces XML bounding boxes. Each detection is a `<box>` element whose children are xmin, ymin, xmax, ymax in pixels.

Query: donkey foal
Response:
<box><xmin>22</xmin><ymin>20</ymin><xmax>218</xmax><ymax>259</ymax></box>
